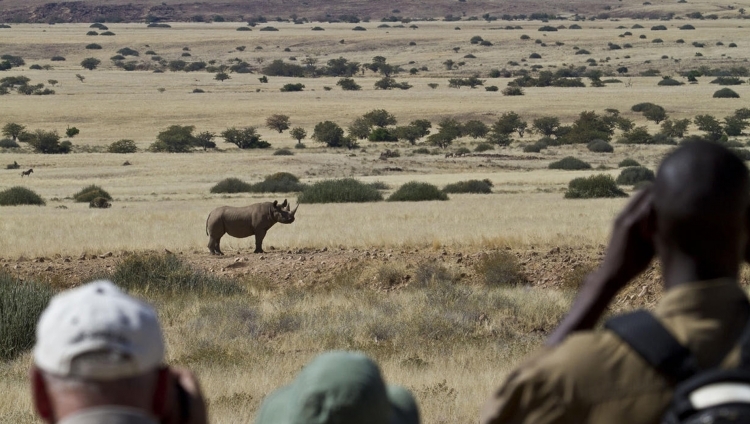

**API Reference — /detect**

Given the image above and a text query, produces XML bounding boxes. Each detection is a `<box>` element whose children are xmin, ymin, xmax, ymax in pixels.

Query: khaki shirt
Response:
<box><xmin>481</xmin><ymin>279</ymin><xmax>750</xmax><ymax>424</ymax></box>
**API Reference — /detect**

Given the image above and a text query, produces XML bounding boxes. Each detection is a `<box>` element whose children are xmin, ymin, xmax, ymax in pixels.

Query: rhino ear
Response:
<box><xmin>281</xmin><ymin>199</ymin><xmax>288</xmax><ymax>208</ymax></box>
<box><xmin>273</xmin><ymin>200</ymin><xmax>278</xmax><ymax>208</ymax></box>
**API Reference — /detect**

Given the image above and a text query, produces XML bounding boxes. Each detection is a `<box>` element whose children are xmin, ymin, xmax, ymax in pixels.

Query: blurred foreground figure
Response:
<box><xmin>482</xmin><ymin>141</ymin><xmax>750</xmax><ymax>424</ymax></box>
<box><xmin>255</xmin><ymin>351</ymin><xmax>420</xmax><ymax>424</ymax></box>
<box><xmin>30</xmin><ymin>280</ymin><xmax>207</xmax><ymax>424</ymax></box>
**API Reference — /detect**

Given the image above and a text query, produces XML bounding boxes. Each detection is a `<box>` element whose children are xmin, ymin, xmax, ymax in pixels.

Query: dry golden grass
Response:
<box><xmin>1</xmin><ymin>20</ymin><xmax>749</xmax><ymax>146</ymax></box>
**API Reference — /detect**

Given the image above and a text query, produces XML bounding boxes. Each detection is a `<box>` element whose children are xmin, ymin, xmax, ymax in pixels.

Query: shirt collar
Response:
<box><xmin>655</xmin><ymin>278</ymin><xmax>748</xmax><ymax>318</ymax></box>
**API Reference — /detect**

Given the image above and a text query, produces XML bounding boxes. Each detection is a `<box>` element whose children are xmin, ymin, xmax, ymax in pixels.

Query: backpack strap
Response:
<box><xmin>605</xmin><ymin>310</ymin><xmax>699</xmax><ymax>383</ymax></box>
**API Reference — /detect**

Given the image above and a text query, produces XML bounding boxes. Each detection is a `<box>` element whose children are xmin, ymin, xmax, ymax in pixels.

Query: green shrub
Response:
<box><xmin>210</xmin><ymin>178</ymin><xmax>252</xmax><ymax>193</ymax></box>
<box><xmin>631</xmin><ymin>102</ymin><xmax>663</xmax><ymax>112</ymax></box>
<box><xmin>658</xmin><ymin>78</ymin><xmax>684</xmax><ymax>86</ymax></box>
<box><xmin>85</xmin><ymin>43</ymin><xmax>102</xmax><ymax>49</ymax></box>
<box><xmin>73</xmin><ymin>185</ymin><xmax>112</xmax><ymax>203</ymax></box>
<box><xmin>616</xmin><ymin>166</ymin><xmax>655</xmax><ymax>185</ymax></box>
<box><xmin>523</xmin><ymin>143</ymin><xmax>543</xmax><ymax>153</ymax></box>
<box><xmin>368</xmin><ymin>127</ymin><xmax>397</xmax><ymax>142</ymax></box>
<box><xmin>474</xmin><ymin>142</ymin><xmax>494</xmax><ymax>152</ymax></box>
<box><xmin>248</xmin><ymin>172</ymin><xmax>306</xmax><ymax>193</ymax></box>
<box><xmin>587</xmin><ymin>139</ymin><xmax>614</xmax><ymax>153</ymax></box>
<box><xmin>442</xmin><ymin>179</ymin><xmax>492</xmax><ymax>194</ymax></box>
<box><xmin>455</xmin><ymin>147</ymin><xmax>471</xmax><ymax>156</ymax></box>
<box><xmin>549</xmin><ymin>156</ymin><xmax>592</xmax><ymax>170</ymax></box>
<box><xmin>0</xmin><ymin>186</ymin><xmax>45</xmax><ymax>206</ymax></box>
<box><xmin>619</xmin><ymin>158</ymin><xmax>641</xmax><ymax>167</ymax></box>
<box><xmin>413</xmin><ymin>147</ymin><xmax>431</xmax><ymax>154</ymax></box>
<box><xmin>0</xmin><ymin>138</ymin><xmax>19</xmax><ymax>148</ymax></box>
<box><xmin>714</xmin><ymin>88</ymin><xmax>740</xmax><ymax>98</ymax></box>
<box><xmin>298</xmin><ymin>178</ymin><xmax>383</xmax><ymax>203</ymax></box>
<box><xmin>273</xmin><ymin>148</ymin><xmax>294</xmax><ymax>156</ymax></box>
<box><xmin>280</xmin><ymin>83</ymin><xmax>305</xmax><ymax>92</ymax></box>
<box><xmin>564</xmin><ymin>174</ymin><xmax>628</xmax><ymax>199</ymax></box>
<box><xmin>107</xmin><ymin>139</ymin><xmax>137</xmax><ymax>153</ymax></box>
<box><xmin>0</xmin><ymin>272</ymin><xmax>53</xmax><ymax>360</ymax></box>
<box><xmin>388</xmin><ymin>181</ymin><xmax>448</xmax><ymax>201</ymax></box>
<box><xmin>474</xmin><ymin>251</ymin><xmax>525</xmax><ymax>286</ymax></box>
<box><xmin>111</xmin><ymin>253</ymin><xmax>241</xmax><ymax>296</ymax></box>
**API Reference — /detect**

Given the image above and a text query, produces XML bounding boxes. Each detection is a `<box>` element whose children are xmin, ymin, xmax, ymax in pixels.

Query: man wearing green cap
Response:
<box><xmin>255</xmin><ymin>351</ymin><xmax>420</xmax><ymax>424</ymax></box>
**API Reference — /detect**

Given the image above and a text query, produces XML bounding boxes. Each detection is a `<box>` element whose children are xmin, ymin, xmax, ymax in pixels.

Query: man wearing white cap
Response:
<box><xmin>30</xmin><ymin>280</ymin><xmax>207</xmax><ymax>424</ymax></box>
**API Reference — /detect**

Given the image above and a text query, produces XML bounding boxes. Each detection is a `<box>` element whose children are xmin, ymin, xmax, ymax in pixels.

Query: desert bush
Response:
<box><xmin>474</xmin><ymin>142</ymin><xmax>494</xmax><ymax>152</ymax></box>
<box><xmin>0</xmin><ymin>138</ymin><xmax>19</xmax><ymax>148</ymax></box>
<box><xmin>260</xmin><ymin>26</ymin><xmax>279</xmax><ymax>31</ymax></box>
<box><xmin>475</xmin><ymin>251</ymin><xmax>525</xmax><ymax>286</ymax></box>
<box><xmin>710</xmin><ymin>77</ymin><xmax>744</xmax><ymax>85</ymax></box>
<box><xmin>108</xmin><ymin>139</ymin><xmax>137</xmax><ymax>153</ymax></box>
<box><xmin>337</xmin><ymin>78</ymin><xmax>361</xmax><ymax>91</ymax></box>
<box><xmin>0</xmin><ymin>187</ymin><xmax>45</xmax><ymax>206</ymax></box>
<box><xmin>388</xmin><ymin>182</ymin><xmax>448</xmax><ymax>201</ymax></box>
<box><xmin>679</xmin><ymin>24</ymin><xmax>695</xmax><ymax>30</ymax></box>
<box><xmin>619</xmin><ymin>158</ymin><xmax>641</xmax><ymax>167</ymax></box>
<box><xmin>631</xmin><ymin>102</ymin><xmax>663</xmax><ymax>112</ymax></box>
<box><xmin>6</xmin><ymin>160</ymin><xmax>20</xmax><ymax>169</ymax></box>
<box><xmin>502</xmin><ymin>86</ymin><xmax>524</xmax><ymax>96</ymax></box>
<box><xmin>368</xmin><ymin>128</ymin><xmax>398</xmax><ymax>142</ymax></box>
<box><xmin>280</xmin><ymin>83</ymin><xmax>305</xmax><ymax>92</ymax></box>
<box><xmin>587</xmin><ymin>139</ymin><xmax>614</xmax><ymax>153</ymax></box>
<box><xmin>298</xmin><ymin>179</ymin><xmax>383</xmax><ymax>203</ymax></box>
<box><xmin>523</xmin><ymin>143</ymin><xmax>543</xmax><ymax>153</ymax></box>
<box><xmin>0</xmin><ymin>272</ymin><xmax>53</xmax><ymax>360</ymax></box>
<box><xmin>549</xmin><ymin>156</ymin><xmax>592</xmax><ymax>170</ymax></box>
<box><xmin>273</xmin><ymin>148</ymin><xmax>294</xmax><ymax>156</ymax></box>
<box><xmin>51</xmin><ymin>56</ymin><xmax>66</xmax><ymax>61</ymax></box>
<box><xmin>442</xmin><ymin>179</ymin><xmax>492</xmax><ymax>194</ymax></box>
<box><xmin>85</xmin><ymin>43</ymin><xmax>102</xmax><ymax>49</ymax></box>
<box><xmin>714</xmin><ymin>88</ymin><xmax>740</xmax><ymax>98</ymax></box>
<box><xmin>73</xmin><ymin>185</ymin><xmax>112</xmax><ymax>203</ymax></box>
<box><xmin>117</xmin><ymin>47</ymin><xmax>139</xmax><ymax>56</ymax></box>
<box><xmin>565</xmin><ymin>174</ymin><xmax>627</xmax><ymax>199</ymax></box>
<box><xmin>248</xmin><ymin>172</ymin><xmax>306</xmax><ymax>193</ymax></box>
<box><xmin>210</xmin><ymin>178</ymin><xmax>252</xmax><ymax>194</ymax></box>
<box><xmin>455</xmin><ymin>147</ymin><xmax>471</xmax><ymax>156</ymax></box>
<box><xmin>658</xmin><ymin>77</ymin><xmax>683</xmax><ymax>86</ymax></box>
<box><xmin>616</xmin><ymin>166</ymin><xmax>655</xmax><ymax>185</ymax></box>
<box><xmin>413</xmin><ymin>147</ymin><xmax>431</xmax><ymax>154</ymax></box>
<box><xmin>485</xmin><ymin>85</ymin><xmax>499</xmax><ymax>92</ymax></box>
<box><xmin>80</xmin><ymin>57</ymin><xmax>101</xmax><ymax>70</ymax></box>
<box><xmin>101</xmin><ymin>31</ymin><xmax>115</xmax><ymax>36</ymax></box>
<box><xmin>111</xmin><ymin>253</ymin><xmax>241</xmax><ymax>296</ymax></box>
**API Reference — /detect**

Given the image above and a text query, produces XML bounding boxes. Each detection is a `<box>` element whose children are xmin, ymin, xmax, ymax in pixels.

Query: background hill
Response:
<box><xmin>0</xmin><ymin>0</ymin><xmax>743</xmax><ymax>23</ymax></box>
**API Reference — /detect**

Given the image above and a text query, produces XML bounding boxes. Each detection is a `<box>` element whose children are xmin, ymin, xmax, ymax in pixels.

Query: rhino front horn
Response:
<box><xmin>291</xmin><ymin>204</ymin><xmax>299</xmax><ymax>216</ymax></box>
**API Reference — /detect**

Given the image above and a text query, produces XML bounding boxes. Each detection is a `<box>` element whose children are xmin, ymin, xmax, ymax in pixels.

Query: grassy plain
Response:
<box><xmin>1</xmin><ymin>16</ymin><xmax>750</xmax><ymax>424</ymax></box>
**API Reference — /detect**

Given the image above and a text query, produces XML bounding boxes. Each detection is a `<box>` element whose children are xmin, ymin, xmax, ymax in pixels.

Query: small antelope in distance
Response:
<box><xmin>21</xmin><ymin>168</ymin><xmax>33</xmax><ymax>177</ymax></box>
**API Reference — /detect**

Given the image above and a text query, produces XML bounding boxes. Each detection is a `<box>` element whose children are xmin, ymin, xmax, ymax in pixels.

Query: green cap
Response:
<box><xmin>255</xmin><ymin>351</ymin><xmax>420</xmax><ymax>424</ymax></box>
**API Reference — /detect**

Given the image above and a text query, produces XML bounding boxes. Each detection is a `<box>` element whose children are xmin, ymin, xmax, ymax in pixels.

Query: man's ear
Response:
<box><xmin>31</xmin><ymin>367</ymin><xmax>53</xmax><ymax>423</ymax></box>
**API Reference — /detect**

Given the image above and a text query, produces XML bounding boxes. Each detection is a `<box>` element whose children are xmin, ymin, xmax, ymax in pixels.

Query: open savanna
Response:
<box><xmin>2</xmin><ymin>16</ymin><xmax>750</xmax><ymax>424</ymax></box>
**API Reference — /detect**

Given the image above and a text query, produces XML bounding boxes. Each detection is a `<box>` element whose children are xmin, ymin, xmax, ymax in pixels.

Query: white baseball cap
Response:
<box><xmin>34</xmin><ymin>280</ymin><xmax>165</xmax><ymax>380</ymax></box>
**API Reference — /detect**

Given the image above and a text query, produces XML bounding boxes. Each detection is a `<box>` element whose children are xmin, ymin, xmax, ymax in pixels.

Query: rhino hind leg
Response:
<box><xmin>208</xmin><ymin>236</ymin><xmax>224</xmax><ymax>256</ymax></box>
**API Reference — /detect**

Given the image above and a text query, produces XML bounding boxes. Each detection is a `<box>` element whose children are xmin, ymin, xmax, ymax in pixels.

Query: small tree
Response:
<box><xmin>220</xmin><ymin>127</ymin><xmax>270</xmax><ymax>149</ymax></box>
<box><xmin>194</xmin><ymin>131</ymin><xmax>216</xmax><ymax>150</ymax></box>
<box><xmin>149</xmin><ymin>125</ymin><xmax>197</xmax><ymax>152</ymax></box>
<box><xmin>724</xmin><ymin>116</ymin><xmax>749</xmax><ymax>137</ymax></box>
<box><xmin>312</xmin><ymin>121</ymin><xmax>346</xmax><ymax>147</ymax></box>
<box><xmin>47</xmin><ymin>79</ymin><xmax>58</xmax><ymax>87</ymax></box>
<box><xmin>2</xmin><ymin>123</ymin><xmax>25</xmax><ymax>141</ymax></box>
<box><xmin>266</xmin><ymin>114</ymin><xmax>291</xmax><ymax>133</ymax></box>
<box><xmin>532</xmin><ymin>116</ymin><xmax>560</xmax><ymax>137</ymax></box>
<box><xmin>65</xmin><ymin>127</ymin><xmax>80</xmax><ymax>138</ymax></box>
<box><xmin>492</xmin><ymin>112</ymin><xmax>527</xmax><ymax>138</ymax></box>
<box><xmin>80</xmin><ymin>58</ymin><xmax>101</xmax><ymax>70</ymax></box>
<box><xmin>348</xmin><ymin>117</ymin><xmax>372</xmax><ymax>140</ymax></box>
<box><xmin>362</xmin><ymin>109</ymin><xmax>397</xmax><ymax>128</ymax></box>
<box><xmin>660</xmin><ymin>119</ymin><xmax>690</xmax><ymax>137</ymax></box>
<box><xmin>337</xmin><ymin>78</ymin><xmax>361</xmax><ymax>90</ymax></box>
<box><xmin>290</xmin><ymin>127</ymin><xmax>307</xmax><ymax>145</ymax></box>
<box><xmin>694</xmin><ymin>114</ymin><xmax>724</xmax><ymax>141</ymax></box>
<box><xmin>393</xmin><ymin>125</ymin><xmax>424</xmax><ymax>144</ymax></box>
<box><xmin>427</xmin><ymin>118</ymin><xmax>462</xmax><ymax>148</ymax></box>
<box><xmin>215</xmin><ymin>72</ymin><xmax>230</xmax><ymax>82</ymax></box>
<box><xmin>462</xmin><ymin>120</ymin><xmax>489</xmax><ymax>139</ymax></box>
<box><xmin>643</xmin><ymin>106</ymin><xmax>668</xmax><ymax>124</ymax></box>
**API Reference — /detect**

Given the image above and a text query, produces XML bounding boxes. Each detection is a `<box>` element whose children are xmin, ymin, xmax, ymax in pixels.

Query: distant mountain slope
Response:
<box><xmin>0</xmin><ymin>0</ymin><xmax>736</xmax><ymax>24</ymax></box>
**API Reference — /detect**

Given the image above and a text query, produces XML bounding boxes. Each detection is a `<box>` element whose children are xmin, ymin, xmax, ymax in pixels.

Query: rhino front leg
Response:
<box><xmin>254</xmin><ymin>230</ymin><xmax>267</xmax><ymax>254</ymax></box>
